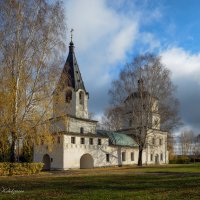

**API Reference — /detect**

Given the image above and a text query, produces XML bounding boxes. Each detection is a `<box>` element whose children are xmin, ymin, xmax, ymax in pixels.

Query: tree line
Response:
<box><xmin>0</xmin><ymin>0</ymin><xmax>66</xmax><ymax>162</ymax></box>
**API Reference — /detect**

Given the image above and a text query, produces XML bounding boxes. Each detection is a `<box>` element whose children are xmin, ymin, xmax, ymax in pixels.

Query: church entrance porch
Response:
<box><xmin>80</xmin><ymin>154</ymin><xmax>94</xmax><ymax>169</ymax></box>
<box><xmin>43</xmin><ymin>154</ymin><xmax>51</xmax><ymax>170</ymax></box>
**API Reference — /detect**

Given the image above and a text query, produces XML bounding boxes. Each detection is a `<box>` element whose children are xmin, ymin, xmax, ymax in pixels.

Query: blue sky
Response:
<box><xmin>64</xmin><ymin>0</ymin><xmax>200</xmax><ymax>135</ymax></box>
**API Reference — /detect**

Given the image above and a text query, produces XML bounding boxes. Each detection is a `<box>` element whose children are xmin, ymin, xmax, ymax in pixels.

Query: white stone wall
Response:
<box><xmin>146</xmin><ymin>130</ymin><xmax>168</xmax><ymax>164</ymax></box>
<box><xmin>68</xmin><ymin>117</ymin><xmax>96</xmax><ymax>134</ymax></box>
<box><xmin>75</xmin><ymin>89</ymin><xmax>89</xmax><ymax>119</ymax></box>
<box><xmin>34</xmin><ymin>132</ymin><xmax>168</xmax><ymax>170</ymax></box>
<box><xmin>62</xmin><ymin>135</ymin><xmax>141</xmax><ymax>169</ymax></box>
<box><xmin>33</xmin><ymin>135</ymin><xmax>64</xmax><ymax>170</ymax></box>
<box><xmin>53</xmin><ymin>88</ymin><xmax>76</xmax><ymax>118</ymax></box>
<box><xmin>50</xmin><ymin>116</ymin><xmax>97</xmax><ymax>134</ymax></box>
<box><xmin>53</xmin><ymin>88</ymin><xmax>89</xmax><ymax>119</ymax></box>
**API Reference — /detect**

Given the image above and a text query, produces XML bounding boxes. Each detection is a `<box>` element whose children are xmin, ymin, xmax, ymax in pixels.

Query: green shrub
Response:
<box><xmin>0</xmin><ymin>162</ymin><xmax>10</xmax><ymax>175</ymax></box>
<box><xmin>169</xmin><ymin>156</ymin><xmax>190</xmax><ymax>164</ymax></box>
<box><xmin>0</xmin><ymin>162</ymin><xmax>44</xmax><ymax>176</ymax></box>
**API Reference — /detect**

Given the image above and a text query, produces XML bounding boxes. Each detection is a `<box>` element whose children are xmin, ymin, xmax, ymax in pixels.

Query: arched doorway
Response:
<box><xmin>80</xmin><ymin>154</ymin><xmax>94</xmax><ymax>169</ymax></box>
<box><xmin>43</xmin><ymin>154</ymin><xmax>51</xmax><ymax>170</ymax></box>
<box><xmin>155</xmin><ymin>154</ymin><xmax>159</xmax><ymax>164</ymax></box>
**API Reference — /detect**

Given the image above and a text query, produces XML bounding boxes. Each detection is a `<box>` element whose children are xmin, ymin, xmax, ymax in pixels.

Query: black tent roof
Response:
<box><xmin>59</xmin><ymin>41</ymin><xmax>87</xmax><ymax>93</ymax></box>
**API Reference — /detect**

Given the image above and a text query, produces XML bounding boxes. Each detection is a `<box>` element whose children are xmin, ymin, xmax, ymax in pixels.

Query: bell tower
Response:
<box><xmin>53</xmin><ymin>30</ymin><xmax>89</xmax><ymax>119</ymax></box>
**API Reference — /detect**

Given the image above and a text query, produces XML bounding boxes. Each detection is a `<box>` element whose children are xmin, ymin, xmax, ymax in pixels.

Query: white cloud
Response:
<box><xmin>65</xmin><ymin>0</ymin><xmax>119</xmax><ymax>51</ymax></box>
<box><xmin>63</xmin><ymin>0</ymin><xmax>166</xmax><ymax>120</ymax></box>
<box><xmin>161</xmin><ymin>47</ymin><xmax>200</xmax><ymax>133</ymax></box>
<box><xmin>65</xmin><ymin>0</ymin><xmax>138</xmax><ymax>64</ymax></box>
<box><xmin>108</xmin><ymin>23</ymin><xmax>138</xmax><ymax>64</ymax></box>
<box><xmin>64</xmin><ymin>0</ymin><xmax>140</xmax><ymax>117</ymax></box>
<box><xmin>161</xmin><ymin>47</ymin><xmax>200</xmax><ymax>84</ymax></box>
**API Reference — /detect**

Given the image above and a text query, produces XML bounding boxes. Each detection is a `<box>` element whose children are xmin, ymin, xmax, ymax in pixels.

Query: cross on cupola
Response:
<box><xmin>70</xmin><ymin>28</ymin><xmax>74</xmax><ymax>42</ymax></box>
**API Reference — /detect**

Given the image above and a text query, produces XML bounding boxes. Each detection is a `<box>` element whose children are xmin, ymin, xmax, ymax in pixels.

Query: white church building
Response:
<box><xmin>33</xmin><ymin>38</ymin><xmax>169</xmax><ymax>170</ymax></box>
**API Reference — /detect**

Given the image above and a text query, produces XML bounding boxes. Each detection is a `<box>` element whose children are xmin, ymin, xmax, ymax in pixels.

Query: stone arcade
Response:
<box><xmin>33</xmin><ymin>38</ymin><xmax>169</xmax><ymax>170</ymax></box>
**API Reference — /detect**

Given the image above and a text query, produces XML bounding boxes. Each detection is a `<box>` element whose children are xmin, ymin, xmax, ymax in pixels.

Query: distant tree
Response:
<box><xmin>0</xmin><ymin>0</ymin><xmax>66</xmax><ymax>162</ymax></box>
<box><xmin>179</xmin><ymin>130</ymin><xmax>194</xmax><ymax>156</ymax></box>
<box><xmin>191</xmin><ymin>134</ymin><xmax>200</xmax><ymax>162</ymax></box>
<box><xmin>109</xmin><ymin>54</ymin><xmax>181</xmax><ymax>166</ymax></box>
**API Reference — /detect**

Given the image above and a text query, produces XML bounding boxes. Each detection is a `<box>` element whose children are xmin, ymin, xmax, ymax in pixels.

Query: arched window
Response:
<box><xmin>79</xmin><ymin>91</ymin><xmax>84</xmax><ymax>105</ymax></box>
<box><xmin>106</xmin><ymin>154</ymin><xmax>110</xmax><ymax>162</ymax></box>
<box><xmin>122</xmin><ymin>152</ymin><xmax>126</xmax><ymax>161</ymax></box>
<box><xmin>131</xmin><ymin>152</ymin><xmax>134</xmax><ymax>161</ymax></box>
<box><xmin>150</xmin><ymin>154</ymin><xmax>153</xmax><ymax>161</ymax></box>
<box><xmin>65</xmin><ymin>89</ymin><xmax>72</xmax><ymax>103</ymax></box>
<box><xmin>159</xmin><ymin>138</ymin><xmax>162</xmax><ymax>145</ymax></box>
<box><xmin>160</xmin><ymin>153</ymin><xmax>163</xmax><ymax>161</ymax></box>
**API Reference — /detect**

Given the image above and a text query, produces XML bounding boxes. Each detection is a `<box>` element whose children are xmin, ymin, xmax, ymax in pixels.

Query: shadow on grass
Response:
<box><xmin>0</xmin><ymin>167</ymin><xmax>200</xmax><ymax>200</ymax></box>
<box><xmin>0</xmin><ymin>174</ymin><xmax>199</xmax><ymax>192</ymax></box>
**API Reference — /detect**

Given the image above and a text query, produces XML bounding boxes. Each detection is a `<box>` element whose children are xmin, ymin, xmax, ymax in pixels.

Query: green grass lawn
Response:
<box><xmin>0</xmin><ymin>164</ymin><xmax>199</xmax><ymax>200</ymax></box>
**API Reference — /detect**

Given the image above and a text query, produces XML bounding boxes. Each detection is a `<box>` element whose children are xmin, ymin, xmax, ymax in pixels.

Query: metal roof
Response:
<box><xmin>97</xmin><ymin>130</ymin><xmax>138</xmax><ymax>147</ymax></box>
<box><xmin>59</xmin><ymin>41</ymin><xmax>87</xmax><ymax>92</ymax></box>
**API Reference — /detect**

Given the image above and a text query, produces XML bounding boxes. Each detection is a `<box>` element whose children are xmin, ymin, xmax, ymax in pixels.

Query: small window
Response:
<box><xmin>160</xmin><ymin>153</ymin><xmax>163</xmax><ymax>161</ymax></box>
<box><xmin>71</xmin><ymin>137</ymin><xmax>76</xmax><ymax>144</ymax></box>
<box><xmin>122</xmin><ymin>152</ymin><xmax>126</xmax><ymax>161</ymax></box>
<box><xmin>151</xmin><ymin>154</ymin><xmax>153</xmax><ymax>161</ymax></box>
<box><xmin>79</xmin><ymin>91</ymin><xmax>84</xmax><ymax>105</ymax></box>
<box><xmin>159</xmin><ymin>139</ymin><xmax>162</xmax><ymax>145</ymax></box>
<box><xmin>81</xmin><ymin>138</ymin><xmax>85</xmax><ymax>144</ymax></box>
<box><xmin>79</xmin><ymin>92</ymin><xmax>82</xmax><ymax>100</ymax></box>
<box><xmin>89</xmin><ymin>138</ymin><xmax>93</xmax><ymax>145</ymax></box>
<box><xmin>51</xmin><ymin>158</ymin><xmax>53</xmax><ymax>162</ymax></box>
<box><xmin>57</xmin><ymin>136</ymin><xmax>61</xmax><ymax>144</ymax></box>
<box><xmin>98</xmin><ymin>138</ymin><xmax>101</xmax><ymax>145</ymax></box>
<box><xmin>106</xmin><ymin>154</ymin><xmax>110</xmax><ymax>162</ymax></box>
<box><xmin>108</xmin><ymin>139</ymin><xmax>112</xmax><ymax>145</ymax></box>
<box><xmin>41</xmin><ymin>139</ymin><xmax>44</xmax><ymax>145</ymax></box>
<box><xmin>80</xmin><ymin>127</ymin><xmax>84</xmax><ymax>134</ymax></box>
<box><xmin>131</xmin><ymin>152</ymin><xmax>134</xmax><ymax>161</ymax></box>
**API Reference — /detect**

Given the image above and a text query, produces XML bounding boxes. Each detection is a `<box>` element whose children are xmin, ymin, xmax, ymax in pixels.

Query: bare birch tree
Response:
<box><xmin>0</xmin><ymin>0</ymin><xmax>66</xmax><ymax>162</ymax></box>
<box><xmin>179</xmin><ymin>130</ymin><xmax>194</xmax><ymax>156</ymax></box>
<box><xmin>101</xmin><ymin>107</ymin><xmax>124</xmax><ymax>131</ymax></box>
<box><xmin>109</xmin><ymin>54</ymin><xmax>180</xmax><ymax>166</ymax></box>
